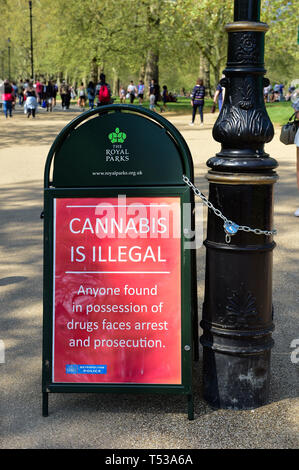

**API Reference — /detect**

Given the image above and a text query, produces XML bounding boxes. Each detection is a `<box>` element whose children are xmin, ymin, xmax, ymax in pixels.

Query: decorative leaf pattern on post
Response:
<box><xmin>213</xmin><ymin>103</ymin><xmax>274</xmax><ymax>145</ymax></box>
<box><xmin>217</xmin><ymin>283</ymin><xmax>259</xmax><ymax>327</ymax></box>
<box><xmin>238</xmin><ymin>77</ymin><xmax>254</xmax><ymax>109</ymax></box>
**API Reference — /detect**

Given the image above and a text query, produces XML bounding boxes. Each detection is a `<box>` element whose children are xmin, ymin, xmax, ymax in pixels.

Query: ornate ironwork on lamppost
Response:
<box><xmin>200</xmin><ymin>0</ymin><xmax>278</xmax><ymax>409</ymax></box>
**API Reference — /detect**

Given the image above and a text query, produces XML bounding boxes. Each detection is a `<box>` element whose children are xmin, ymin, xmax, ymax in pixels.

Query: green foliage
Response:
<box><xmin>261</xmin><ymin>0</ymin><xmax>299</xmax><ymax>84</ymax></box>
<box><xmin>0</xmin><ymin>0</ymin><xmax>297</xmax><ymax>93</ymax></box>
<box><xmin>171</xmin><ymin>0</ymin><xmax>233</xmax><ymax>86</ymax></box>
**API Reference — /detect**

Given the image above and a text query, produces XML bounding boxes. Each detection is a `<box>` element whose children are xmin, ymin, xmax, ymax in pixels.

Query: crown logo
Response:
<box><xmin>108</xmin><ymin>127</ymin><xmax>127</xmax><ymax>144</ymax></box>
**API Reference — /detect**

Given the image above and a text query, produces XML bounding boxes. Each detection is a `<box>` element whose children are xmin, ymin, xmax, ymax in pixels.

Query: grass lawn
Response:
<box><xmin>111</xmin><ymin>96</ymin><xmax>214</xmax><ymax>113</ymax></box>
<box><xmin>67</xmin><ymin>95</ymin><xmax>294</xmax><ymax>126</ymax></box>
<box><xmin>265</xmin><ymin>101</ymin><xmax>295</xmax><ymax>126</ymax></box>
<box><xmin>110</xmin><ymin>97</ymin><xmax>295</xmax><ymax>125</ymax></box>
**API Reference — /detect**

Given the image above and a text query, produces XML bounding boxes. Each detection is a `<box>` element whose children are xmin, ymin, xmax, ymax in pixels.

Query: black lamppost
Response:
<box><xmin>200</xmin><ymin>0</ymin><xmax>278</xmax><ymax>409</ymax></box>
<box><xmin>7</xmin><ymin>38</ymin><xmax>11</xmax><ymax>80</ymax></box>
<box><xmin>29</xmin><ymin>1</ymin><xmax>34</xmax><ymax>80</ymax></box>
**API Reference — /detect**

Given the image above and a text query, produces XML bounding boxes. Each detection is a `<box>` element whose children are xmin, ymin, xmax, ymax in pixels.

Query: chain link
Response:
<box><xmin>183</xmin><ymin>175</ymin><xmax>277</xmax><ymax>243</ymax></box>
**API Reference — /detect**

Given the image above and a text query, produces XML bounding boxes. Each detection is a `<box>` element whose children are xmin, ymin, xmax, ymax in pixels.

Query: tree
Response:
<box><xmin>172</xmin><ymin>0</ymin><xmax>233</xmax><ymax>92</ymax></box>
<box><xmin>261</xmin><ymin>0</ymin><xmax>299</xmax><ymax>84</ymax></box>
<box><xmin>1</xmin><ymin>0</ymin><xmax>297</xmax><ymax>94</ymax></box>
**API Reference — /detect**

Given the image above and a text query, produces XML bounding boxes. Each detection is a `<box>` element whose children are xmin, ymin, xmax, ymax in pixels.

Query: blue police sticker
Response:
<box><xmin>224</xmin><ymin>222</ymin><xmax>239</xmax><ymax>235</ymax></box>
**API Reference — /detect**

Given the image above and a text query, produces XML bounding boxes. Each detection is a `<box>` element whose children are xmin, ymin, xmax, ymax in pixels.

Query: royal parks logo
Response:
<box><xmin>106</xmin><ymin>127</ymin><xmax>129</xmax><ymax>162</ymax></box>
<box><xmin>108</xmin><ymin>127</ymin><xmax>126</xmax><ymax>144</ymax></box>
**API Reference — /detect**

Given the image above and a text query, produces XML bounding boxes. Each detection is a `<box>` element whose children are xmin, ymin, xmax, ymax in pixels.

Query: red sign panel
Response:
<box><xmin>52</xmin><ymin>197</ymin><xmax>181</xmax><ymax>384</ymax></box>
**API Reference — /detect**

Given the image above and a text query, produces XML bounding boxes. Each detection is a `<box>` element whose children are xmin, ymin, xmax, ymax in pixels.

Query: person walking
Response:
<box><xmin>190</xmin><ymin>78</ymin><xmax>205</xmax><ymax>126</ymax></box>
<box><xmin>45</xmin><ymin>80</ymin><xmax>54</xmax><ymax>112</ymax></box>
<box><xmin>70</xmin><ymin>85</ymin><xmax>76</xmax><ymax>100</ymax></box>
<box><xmin>96</xmin><ymin>73</ymin><xmax>111</xmax><ymax>106</ymax></box>
<box><xmin>273</xmin><ymin>83</ymin><xmax>280</xmax><ymax>102</ymax></box>
<box><xmin>213</xmin><ymin>79</ymin><xmax>224</xmax><ymax>111</ymax></box>
<box><xmin>2</xmin><ymin>80</ymin><xmax>14</xmax><ymax>118</ymax></box>
<box><xmin>17</xmin><ymin>80</ymin><xmax>24</xmax><ymax>106</ymax></box>
<box><xmin>161</xmin><ymin>85</ymin><xmax>168</xmax><ymax>112</ymax></box>
<box><xmin>24</xmin><ymin>82</ymin><xmax>38</xmax><ymax>118</ymax></box>
<box><xmin>41</xmin><ymin>80</ymin><xmax>47</xmax><ymax>108</ymax></box>
<box><xmin>35</xmin><ymin>79</ymin><xmax>43</xmax><ymax>105</ymax></box>
<box><xmin>60</xmin><ymin>80</ymin><xmax>70</xmax><ymax>110</ymax></box>
<box><xmin>149</xmin><ymin>92</ymin><xmax>156</xmax><ymax>111</ymax></box>
<box><xmin>279</xmin><ymin>83</ymin><xmax>284</xmax><ymax>101</ymax></box>
<box><xmin>52</xmin><ymin>81</ymin><xmax>58</xmax><ymax>107</ymax></box>
<box><xmin>65</xmin><ymin>84</ymin><xmax>71</xmax><ymax>109</ymax></box>
<box><xmin>127</xmin><ymin>80</ymin><xmax>137</xmax><ymax>104</ymax></box>
<box><xmin>137</xmin><ymin>80</ymin><xmax>145</xmax><ymax>105</ymax></box>
<box><xmin>23</xmin><ymin>79</ymin><xmax>29</xmax><ymax>91</ymax></box>
<box><xmin>149</xmin><ymin>79</ymin><xmax>162</xmax><ymax>112</ymax></box>
<box><xmin>86</xmin><ymin>81</ymin><xmax>95</xmax><ymax>109</ymax></box>
<box><xmin>119</xmin><ymin>85</ymin><xmax>126</xmax><ymax>103</ymax></box>
<box><xmin>78</xmin><ymin>82</ymin><xmax>86</xmax><ymax>111</ymax></box>
<box><xmin>11</xmin><ymin>82</ymin><xmax>18</xmax><ymax>109</ymax></box>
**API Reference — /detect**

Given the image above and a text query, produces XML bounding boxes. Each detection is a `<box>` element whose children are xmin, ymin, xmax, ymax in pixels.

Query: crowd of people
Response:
<box><xmin>1</xmin><ymin>78</ymin><xmax>61</xmax><ymax>118</ymax></box>
<box><xmin>1</xmin><ymin>74</ymin><xmax>180</xmax><ymax>118</ymax></box>
<box><xmin>263</xmin><ymin>82</ymin><xmax>296</xmax><ymax>103</ymax></box>
<box><xmin>1</xmin><ymin>73</ymin><xmax>225</xmax><ymax>134</ymax></box>
<box><xmin>117</xmin><ymin>79</ymin><xmax>176</xmax><ymax>111</ymax></box>
<box><xmin>1</xmin><ymin>75</ymin><xmax>295</xmax><ymax>125</ymax></box>
<box><xmin>0</xmin><ymin>73</ymin><xmax>228</xmax><ymax>127</ymax></box>
<box><xmin>0</xmin><ymin>76</ymin><xmax>108</xmax><ymax>118</ymax></box>
<box><xmin>2</xmin><ymin>72</ymin><xmax>299</xmax><ymax>218</ymax></box>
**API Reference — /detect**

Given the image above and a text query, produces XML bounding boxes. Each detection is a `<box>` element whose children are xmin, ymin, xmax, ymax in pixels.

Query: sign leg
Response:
<box><xmin>193</xmin><ymin>309</ymin><xmax>199</xmax><ymax>362</ymax></box>
<box><xmin>192</xmin><ymin>227</ymin><xmax>199</xmax><ymax>362</ymax></box>
<box><xmin>42</xmin><ymin>392</ymin><xmax>48</xmax><ymax>417</ymax></box>
<box><xmin>187</xmin><ymin>394</ymin><xmax>194</xmax><ymax>421</ymax></box>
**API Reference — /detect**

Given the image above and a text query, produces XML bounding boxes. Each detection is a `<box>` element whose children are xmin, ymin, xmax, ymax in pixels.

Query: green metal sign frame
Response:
<box><xmin>42</xmin><ymin>105</ymin><xmax>197</xmax><ymax>420</ymax></box>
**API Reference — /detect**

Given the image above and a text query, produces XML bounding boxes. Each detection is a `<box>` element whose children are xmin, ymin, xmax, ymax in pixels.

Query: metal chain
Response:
<box><xmin>183</xmin><ymin>175</ymin><xmax>277</xmax><ymax>243</ymax></box>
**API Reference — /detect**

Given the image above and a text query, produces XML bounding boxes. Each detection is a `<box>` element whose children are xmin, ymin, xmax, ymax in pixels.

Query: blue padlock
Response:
<box><xmin>224</xmin><ymin>221</ymin><xmax>239</xmax><ymax>235</ymax></box>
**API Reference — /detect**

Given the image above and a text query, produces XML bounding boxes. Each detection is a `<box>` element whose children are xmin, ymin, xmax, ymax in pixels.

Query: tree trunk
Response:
<box><xmin>199</xmin><ymin>52</ymin><xmax>205</xmax><ymax>79</ymax></box>
<box><xmin>57</xmin><ymin>72</ymin><xmax>63</xmax><ymax>88</ymax></box>
<box><xmin>212</xmin><ymin>59</ymin><xmax>223</xmax><ymax>91</ymax></box>
<box><xmin>98</xmin><ymin>63</ymin><xmax>104</xmax><ymax>80</ymax></box>
<box><xmin>205</xmin><ymin>64</ymin><xmax>212</xmax><ymax>98</ymax></box>
<box><xmin>90</xmin><ymin>57</ymin><xmax>98</xmax><ymax>84</ymax></box>
<box><xmin>139</xmin><ymin>63</ymin><xmax>146</xmax><ymax>82</ymax></box>
<box><xmin>144</xmin><ymin>1</ymin><xmax>160</xmax><ymax>96</ymax></box>
<box><xmin>199</xmin><ymin>53</ymin><xmax>211</xmax><ymax>97</ymax></box>
<box><xmin>112</xmin><ymin>67</ymin><xmax>119</xmax><ymax>96</ymax></box>
<box><xmin>145</xmin><ymin>50</ymin><xmax>159</xmax><ymax>95</ymax></box>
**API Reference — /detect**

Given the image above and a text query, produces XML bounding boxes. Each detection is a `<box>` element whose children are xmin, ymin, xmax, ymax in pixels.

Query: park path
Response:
<box><xmin>0</xmin><ymin>106</ymin><xmax>298</xmax><ymax>448</ymax></box>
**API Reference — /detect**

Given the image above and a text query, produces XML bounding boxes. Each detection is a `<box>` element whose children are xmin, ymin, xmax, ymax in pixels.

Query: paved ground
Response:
<box><xmin>0</xmin><ymin>105</ymin><xmax>298</xmax><ymax>449</ymax></box>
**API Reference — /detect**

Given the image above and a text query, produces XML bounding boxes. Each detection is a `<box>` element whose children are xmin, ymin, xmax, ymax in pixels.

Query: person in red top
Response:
<box><xmin>35</xmin><ymin>79</ymin><xmax>43</xmax><ymax>105</ymax></box>
<box><xmin>2</xmin><ymin>80</ymin><xmax>15</xmax><ymax>118</ymax></box>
